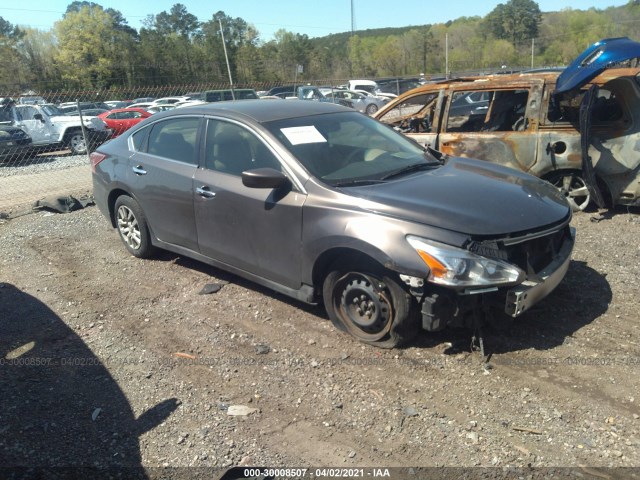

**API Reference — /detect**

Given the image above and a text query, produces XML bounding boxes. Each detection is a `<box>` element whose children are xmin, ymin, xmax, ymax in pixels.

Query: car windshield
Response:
<box><xmin>264</xmin><ymin>111</ymin><xmax>438</xmax><ymax>186</ymax></box>
<box><xmin>41</xmin><ymin>105</ymin><xmax>65</xmax><ymax>116</ymax></box>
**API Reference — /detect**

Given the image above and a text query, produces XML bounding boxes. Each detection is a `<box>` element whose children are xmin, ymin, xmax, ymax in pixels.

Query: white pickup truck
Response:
<box><xmin>4</xmin><ymin>103</ymin><xmax>111</xmax><ymax>155</ymax></box>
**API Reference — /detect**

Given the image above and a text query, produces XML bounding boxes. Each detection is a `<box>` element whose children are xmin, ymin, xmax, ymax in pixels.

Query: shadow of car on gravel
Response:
<box><xmin>153</xmin><ymin>252</ymin><xmax>610</xmax><ymax>355</ymax></box>
<box><xmin>0</xmin><ymin>283</ymin><xmax>179</xmax><ymax>478</ymax></box>
<box><xmin>414</xmin><ymin>260</ymin><xmax>612</xmax><ymax>355</ymax></box>
<box><xmin>157</xmin><ymin>250</ymin><xmax>327</xmax><ymax>319</ymax></box>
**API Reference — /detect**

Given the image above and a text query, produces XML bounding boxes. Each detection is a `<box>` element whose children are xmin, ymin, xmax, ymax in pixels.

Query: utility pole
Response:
<box><xmin>445</xmin><ymin>32</ymin><xmax>449</xmax><ymax>79</ymax></box>
<box><xmin>219</xmin><ymin>18</ymin><xmax>235</xmax><ymax>100</ymax></box>
<box><xmin>351</xmin><ymin>0</ymin><xmax>356</xmax><ymax>35</ymax></box>
<box><xmin>531</xmin><ymin>38</ymin><xmax>535</xmax><ymax>69</ymax></box>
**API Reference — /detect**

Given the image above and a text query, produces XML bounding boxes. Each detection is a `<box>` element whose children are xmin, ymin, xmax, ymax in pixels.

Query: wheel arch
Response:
<box><xmin>311</xmin><ymin>245</ymin><xmax>396</xmax><ymax>292</ymax></box>
<box><xmin>107</xmin><ymin>188</ymin><xmax>134</xmax><ymax>228</ymax></box>
<box><xmin>61</xmin><ymin>126</ymin><xmax>81</xmax><ymax>142</ymax></box>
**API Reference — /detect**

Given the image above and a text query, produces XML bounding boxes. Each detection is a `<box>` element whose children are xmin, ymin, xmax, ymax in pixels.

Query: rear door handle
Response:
<box><xmin>132</xmin><ymin>165</ymin><xmax>147</xmax><ymax>175</ymax></box>
<box><xmin>196</xmin><ymin>186</ymin><xmax>216</xmax><ymax>198</ymax></box>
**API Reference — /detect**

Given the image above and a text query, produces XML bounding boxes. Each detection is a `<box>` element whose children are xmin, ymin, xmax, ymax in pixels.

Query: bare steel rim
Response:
<box><xmin>116</xmin><ymin>205</ymin><xmax>141</xmax><ymax>250</ymax></box>
<box><xmin>333</xmin><ymin>272</ymin><xmax>394</xmax><ymax>342</ymax></box>
<box><xmin>549</xmin><ymin>172</ymin><xmax>591</xmax><ymax>211</ymax></box>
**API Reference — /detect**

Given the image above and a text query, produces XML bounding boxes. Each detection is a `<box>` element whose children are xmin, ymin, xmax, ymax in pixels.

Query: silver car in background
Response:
<box><xmin>321</xmin><ymin>89</ymin><xmax>388</xmax><ymax>115</ymax></box>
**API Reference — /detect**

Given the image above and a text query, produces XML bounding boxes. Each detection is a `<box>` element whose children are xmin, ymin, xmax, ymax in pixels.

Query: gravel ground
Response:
<box><xmin>1</xmin><ymin>206</ymin><xmax>639</xmax><ymax>479</ymax></box>
<box><xmin>0</xmin><ymin>152</ymin><xmax>87</xmax><ymax>178</ymax></box>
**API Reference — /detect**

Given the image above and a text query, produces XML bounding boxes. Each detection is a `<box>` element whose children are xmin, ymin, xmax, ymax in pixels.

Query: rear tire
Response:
<box><xmin>365</xmin><ymin>103</ymin><xmax>379</xmax><ymax>115</ymax></box>
<box><xmin>323</xmin><ymin>263</ymin><xmax>419</xmax><ymax>348</ymax></box>
<box><xmin>114</xmin><ymin>195</ymin><xmax>155</xmax><ymax>258</ymax></box>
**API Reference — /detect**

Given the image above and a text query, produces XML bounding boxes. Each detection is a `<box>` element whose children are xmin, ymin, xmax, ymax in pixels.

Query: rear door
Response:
<box><xmin>193</xmin><ymin>118</ymin><xmax>305</xmax><ymax>288</ymax></box>
<box><xmin>438</xmin><ymin>83</ymin><xmax>542</xmax><ymax>174</ymax></box>
<box><xmin>126</xmin><ymin>116</ymin><xmax>201</xmax><ymax>250</ymax></box>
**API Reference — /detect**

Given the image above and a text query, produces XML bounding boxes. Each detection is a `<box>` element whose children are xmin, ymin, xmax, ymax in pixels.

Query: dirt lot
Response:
<box><xmin>1</xmin><ymin>205</ymin><xmax>639</xmax><ymax>478</ymax></box>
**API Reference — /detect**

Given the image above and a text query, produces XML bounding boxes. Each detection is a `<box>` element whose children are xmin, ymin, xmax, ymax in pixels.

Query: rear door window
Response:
<box><xmin>147</xmin><ymin>117</ymin><xmax>200</xmax><ymax>164</ymax></box>
<box><xmin>446</xmin><ymin>89</ymin><xmax>529</xmax><ymax>132</ymax></box>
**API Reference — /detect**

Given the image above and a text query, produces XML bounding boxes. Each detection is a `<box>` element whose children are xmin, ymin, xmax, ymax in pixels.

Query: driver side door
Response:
<box><xmin>194</xmin><ymin>118</ymin><xmax>306</xmax><ymax>288</ymax></box>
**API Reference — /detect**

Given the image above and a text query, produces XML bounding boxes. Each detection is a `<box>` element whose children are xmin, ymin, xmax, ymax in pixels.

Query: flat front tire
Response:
<box><xmin>323</xmin><ymin>266</ymin><xmax>419</xmax><ymax>348</ymax></box>
<box><xmin>114</xmin><ymin>195</ymin><xmax>155</xmax><ymax>258</ymax></box>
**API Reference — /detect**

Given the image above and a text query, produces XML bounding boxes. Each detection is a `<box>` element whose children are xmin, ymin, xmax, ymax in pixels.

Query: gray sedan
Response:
<box><xmin>91</xmin><ymin>101</ymin><xmax>574</xmax><ymax>348</ymax></box>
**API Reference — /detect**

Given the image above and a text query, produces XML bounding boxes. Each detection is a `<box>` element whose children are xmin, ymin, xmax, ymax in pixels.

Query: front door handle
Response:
<box><xmin>196</xmin><ymin>186</ymin><xmax>216</xmax><ymax>198</ymax></box>
<box><xmin>132</xmin><ymin>165</ymin><xmax>147</xmax><ymax>175</ymax></box>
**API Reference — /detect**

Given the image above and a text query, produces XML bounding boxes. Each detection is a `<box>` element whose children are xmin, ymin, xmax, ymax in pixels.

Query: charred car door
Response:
<box><xmin>437</xmin><ymin>84</ymin><xmax>542</xmax><ymax>175</ymax></box>
<box><xmin>374</xmin><ymin>90</ymin><xmax>444</xmax><ymax>149</ymax></box>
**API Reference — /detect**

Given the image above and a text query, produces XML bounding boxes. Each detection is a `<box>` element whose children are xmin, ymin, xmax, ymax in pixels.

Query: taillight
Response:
<box><xmin>90</xmin><ymin>151</ymin><xmax>107</xmax><ymax>173</ymax></box>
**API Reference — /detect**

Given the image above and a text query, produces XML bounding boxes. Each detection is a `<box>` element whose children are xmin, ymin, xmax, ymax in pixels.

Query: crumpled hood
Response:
<box><xmin>344</xmin><ymin>157</ymin><xmax>571</xmax><ymax>237</ymax></box>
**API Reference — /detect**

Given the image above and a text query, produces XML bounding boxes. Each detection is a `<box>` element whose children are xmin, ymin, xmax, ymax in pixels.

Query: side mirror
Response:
<box><xmin>34</xmin><ymin>113</ymin><xmax>44</xmax><ymax>123</ymax></box>
<box><xmin>242</xmin><ymin>168</ymin><xmax>289</xmax><ymax>189</ymax></box>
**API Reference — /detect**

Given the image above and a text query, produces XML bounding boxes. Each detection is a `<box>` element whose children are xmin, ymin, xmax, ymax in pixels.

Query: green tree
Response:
<box><xmin>0</xmin><ymin>17</ymin><xmax>27</xmax><ymax>91</ymax></box>
<box><xmin>199</xmin><ymin>11</ymin><xmax>255</xmax><ymax>83</ymax></box>
<box><xmin>269</xmin><ymin>29</ymin><xmax>312</xmax><ymax>80</ymax></box>
<box><xmin>484</xmin><ymin>0</ymin><xmax>542</xmax><ymax>47</ymax></box>
<box><xmin>154</xmin><ymin>3</ymin><xmax>199</xmax><ymax>38</ymax></box>
<box><xmin>54</xmin><ymin>5</ymin><xmax>126</xmax><ymax>88</ymax></box>
<box><xmin>18</xmin><ymin>28</ymin><xmax>59</xmax><ymax>89</ymax></box>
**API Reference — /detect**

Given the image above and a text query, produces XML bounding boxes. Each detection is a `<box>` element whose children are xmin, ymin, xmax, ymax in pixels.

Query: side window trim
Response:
<box><xmin>203</xmin><ymin>116</ymin><xmax>306</xmax><ymax>194</ymax></box>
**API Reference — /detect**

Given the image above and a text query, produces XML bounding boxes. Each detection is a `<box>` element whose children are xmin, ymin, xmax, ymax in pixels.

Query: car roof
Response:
<box><xmin>149</xmin><ymin>99</ymin><xmax>349</xmax><ymax>123</ymax></box>
<box><xmin>99</xmin><ymin>108</ymin><xmax>149</xmax><ymax>115</ymax></box>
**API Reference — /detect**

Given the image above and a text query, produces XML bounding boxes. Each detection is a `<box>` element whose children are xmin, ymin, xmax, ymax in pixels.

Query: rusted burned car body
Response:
<box><xmin>374</xmin><ymin>39</ymin><xmax>640</xmax><ymax>211</ymax></box>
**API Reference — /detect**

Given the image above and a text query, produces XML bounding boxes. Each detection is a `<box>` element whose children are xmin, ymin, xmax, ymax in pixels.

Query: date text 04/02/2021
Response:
<box><xmin>240</xmin><ymin>468</ymin><xmax>392</xmax><ymax>477</ymax></box>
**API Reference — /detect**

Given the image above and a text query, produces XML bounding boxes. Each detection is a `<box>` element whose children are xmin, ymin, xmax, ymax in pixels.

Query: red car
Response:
<box><xmin>98</xmin><ymin>108</ymin><xmax>151</xmax><ymax>137</ymax></box>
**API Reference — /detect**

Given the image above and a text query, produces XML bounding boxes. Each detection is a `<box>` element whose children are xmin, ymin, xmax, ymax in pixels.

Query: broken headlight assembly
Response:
<box><xmin>406</xmin><ymin>236</ymin><xmax>525</xmax><ymax>288</ymax></box>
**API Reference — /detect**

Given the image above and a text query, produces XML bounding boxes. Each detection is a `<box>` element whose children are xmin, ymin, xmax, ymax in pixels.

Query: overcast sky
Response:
<box><xmin>0</xmin><ymin>0</ymin><xmax>630</xmax><ymax>42</ymax></box>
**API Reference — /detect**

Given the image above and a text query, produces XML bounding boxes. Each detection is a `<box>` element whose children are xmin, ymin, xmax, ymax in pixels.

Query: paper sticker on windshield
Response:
<box><xmin>280</xmin><ymin>126</ymin><xmax>326</xmax><ymax>145</ymax></box>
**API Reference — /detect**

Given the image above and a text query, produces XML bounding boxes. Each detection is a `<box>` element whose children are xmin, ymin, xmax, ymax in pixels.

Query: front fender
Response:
<box><xmin>301</xmin><ymin>204</ymin><xmax>469</xmax><ymax>286</ymax></box>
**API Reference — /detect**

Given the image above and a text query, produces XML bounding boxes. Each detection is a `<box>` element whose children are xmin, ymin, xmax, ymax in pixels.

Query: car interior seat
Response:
<box><xmin>211</xmin><ymin>132</ymin><xmax>254</xmax><ymax>175</ymax></box>
<box><xmin>151</xmin><ymin>131</ymin><xmax>194</xmax><ymax>161</ymax></box>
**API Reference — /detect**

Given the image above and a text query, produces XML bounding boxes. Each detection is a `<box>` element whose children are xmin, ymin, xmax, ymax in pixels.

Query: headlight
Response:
<box><xmin>406</xmin><ymin>235</ymin><xmax>524</xmax><ymax>288</ymax></box>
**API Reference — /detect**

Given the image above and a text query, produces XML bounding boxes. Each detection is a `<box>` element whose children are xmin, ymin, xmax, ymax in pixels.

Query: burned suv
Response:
<box><xmin>375</xmin><ymin>37</ymin><xmax>640</xmax><ymax>211</ymax></box>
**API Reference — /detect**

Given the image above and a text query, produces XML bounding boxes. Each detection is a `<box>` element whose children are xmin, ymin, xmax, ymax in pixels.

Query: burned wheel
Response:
<box><xmin>547</xmin><ymin>171</ymin><xmax>590</xmax><ymax>212</ymax></box>
<box><xmin>323</xmin><ymin>267</ymin><xmax>419</xmax><ymax>348</ymax></box>
<box><xmin>114</xmin><ymin>195</ymin><xmax>155</xmax><ymax>258</ymax></box>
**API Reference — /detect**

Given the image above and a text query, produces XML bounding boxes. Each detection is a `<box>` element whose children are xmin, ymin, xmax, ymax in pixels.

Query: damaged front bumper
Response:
<box><xmin>415</xmin><ymin>226</ymin><xmax>576</xmax><ymax>332</ymax></box>
<box><xmin>505</xmin><ymin>227</ymin><xmax>575</xmax><ymax>317</ymax></box>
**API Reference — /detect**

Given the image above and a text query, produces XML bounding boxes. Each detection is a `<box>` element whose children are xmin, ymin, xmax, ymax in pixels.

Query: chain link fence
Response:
<box><xmin>1</xmin><ymin>73</ymin><xmax>503</xmax><ymax>215</ymax></box>
<box><xmin>0</xmin><ymin>82</ymin><xmax>265</xmax><ymax>215</ymax></box>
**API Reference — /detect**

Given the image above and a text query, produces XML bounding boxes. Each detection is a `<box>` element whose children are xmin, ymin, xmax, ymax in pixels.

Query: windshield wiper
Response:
<box><xmin>380</xmin><ymin>162</ymin><xmax>438</xmax><ymax>180</ymax></box>
<box><xmin>332</xmin><ymin>179</ymin><xmax>387</xmax><ymax>187</ymax></box>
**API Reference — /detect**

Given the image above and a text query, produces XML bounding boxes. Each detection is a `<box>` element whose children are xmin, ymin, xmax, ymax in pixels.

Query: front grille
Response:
<box><xmin>470</xmin><ymin>225</ymin><xmax>571</xmax><ymax>275</ymax></box>
<box><xmin>503</xmin><ymin>226</ymin><xmax>570</xmax><ymax>274</ymax></box>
